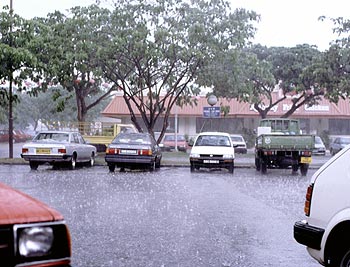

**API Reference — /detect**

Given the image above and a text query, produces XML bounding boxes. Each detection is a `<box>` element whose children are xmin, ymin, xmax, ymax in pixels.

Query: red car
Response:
<box><xmin>0</xmin><ymin>182</ymin><xmax>71</xmax><ymax>266</ymax></box>
<box><xmin>0</xmin><ymin>130</ymin><xmax>32</xmax><ymax>143</ymax></box>
<box><xmin>160</xmin><ymin>134</ymin><xmax>189</xmax><ymax>152</ymax></box>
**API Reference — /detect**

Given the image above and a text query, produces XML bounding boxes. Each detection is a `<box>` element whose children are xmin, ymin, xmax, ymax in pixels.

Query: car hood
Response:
<box><xmin>191</xmin><ymin>146</ymin><xmax>235</xmax><ymax>155</ymax></box>
<box><xmin>0</xmin><ymin>183</ymin><xmax>63</xmax><ymax>225</ymax></box>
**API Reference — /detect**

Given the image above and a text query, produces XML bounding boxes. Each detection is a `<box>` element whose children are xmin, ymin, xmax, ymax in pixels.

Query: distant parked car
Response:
<box><xmin>160</xmin><ymin>133</ymin><xmax>189</xmax><ymax>152</ymax></box>
<box><xmin>0</xmin><ymin>129</ymin><xmax>31</xmax><ymax>143</ymax></box>
<box><xmin>21</xmin><ymin>131</ymin><xmax>97</xmax><ymax>170</ymax></box>
<box><xmin>230</xmin><ymin>134</ymin><xmax>247</xmax><ymax>154</ymax></box>
<box><xmin>313</xmin><ymin>135</ymin><xmax>326</xmax><ymax>156</ymax></box>
<box><xmin>189</xmin><ymin>132</ymin><xmax>235</xmax><ymax>173</ymax></box>
<box><xmin>105</xmin><ymin>132</ymin><xmax>162</xmax><ymax>172</ymax></box>
<box><xmin>329</xmin><ymin>136</ymin><xmax>350</xmax><ymax>156</ymax></box>
<box><xmin>0</xmin><ymin>182</ymin><xmax>71</xmax><ymax>266</ymax></box>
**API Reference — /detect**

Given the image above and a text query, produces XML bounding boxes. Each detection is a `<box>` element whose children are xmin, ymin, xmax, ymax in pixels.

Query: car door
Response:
<box><xmin>76</xmin><ymin>133</ymin><xmax>90</xmax><ymax>160</ymax></box>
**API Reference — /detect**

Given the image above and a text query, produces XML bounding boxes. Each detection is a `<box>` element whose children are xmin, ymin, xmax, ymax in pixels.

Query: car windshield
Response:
<box><xmin>315</xmin><ymin>136</ymin><xmax>323</xmax><ymax>144</ymax></box>
<box><xmin>231</xmin><ymin>136</ymin><xmax>243</xmax><ymax>142</ymax></box>
<box><xmin>195</xmin><ymin>135</ymin><xmax>231</xmax><ymax>147</ymax></box>
<box><xmin>164</xmin><ymin>135</ymin><xmax>185</xmax><ymax>141</ymax></box>
<box><xmin>113</xmin><ymin>133</ymin><xmax>151</xmax><ymax>145</ymax></box>
<box><xmin>34</xmin><ymin>132</ymin><xmax>69</xmax><ymax>142</ymax></box>
<box><xmin>340</xmin><ymin>137</ymin><xmax>350</xmax><ymax>144</ymax></box>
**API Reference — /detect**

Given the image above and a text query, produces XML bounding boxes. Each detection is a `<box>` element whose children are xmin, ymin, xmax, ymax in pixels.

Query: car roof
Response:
<box><xmin>198</xmin><ymin>132</ymin><xmax>230</xmax><ymax>136</ymax></box>
<box><xmin>37</xmin><ymin>130</ymin><xmax>78</xmax><ymax>134</ymax></box>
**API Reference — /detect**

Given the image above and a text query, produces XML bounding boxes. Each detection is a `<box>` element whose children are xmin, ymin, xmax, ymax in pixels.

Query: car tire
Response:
<box><xmin>228</xmin><ymin>163</ymin><xmax>234</xmax><ymax>174</ymax></box>
<box><xmin>108</xmin><ymin>164</ymin><xmax>115</xmax><ymax>172</ymax></box>
<box><xmin>300</xmin><ymin>164</ymin><xmax>309</xmax><ymax>176</ymax></box>
<box><xmin>29</xmin><ymin>161</ymin><xmax>39</xmax><ymax>170</ymax></box>
<box><xmin>292</xmin><ymin>164</ymin><xmax>298</xmax><ymax>173</ymax></box>
<box><xmin>190</xmin><ymin>163</ymin><xmax>195</xmax><ymax>172</ymax></box>
<box><xmin>69</xmin><ymin>154</ymin><xmax>77</xmax><ymax>170</ymax></box>
<box><xmin>255</xmin><ymin>158</ymin><xmax>261</xmax><ymax>171</ymax></box>
<box><xmin>261</xmin><ymin>161</ymin><xmax>267</xmax><ymax>174</ymax></box>
<box><xmin>340</xmin><ymin>249</ymin><xmax>350</xmax><ymax>267</ymax></box>
<box><xmin>88</xmin><ymin>152</ymin><xmax>95</xmax><ymax>167</ymax></box>
<box><xmin>155</xmin><ymin>157</ymin><xmax>161</xmax><ymax>168</ymax></box>
<box><xmin>149</xmin><ymin>162</ymin><xmax>156</xmax><ymax>171</ymax></box>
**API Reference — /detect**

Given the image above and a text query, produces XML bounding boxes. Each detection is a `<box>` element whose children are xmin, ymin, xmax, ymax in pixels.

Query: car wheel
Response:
<box><xmin>228</xmin><ymin>163</ymin><xmax>234</xmax><ymax>174</ymax></box>
<box><xmin>255</xmin><ymin>158</ymin><xmax>261</xmax><ymax>171</ymax></box>
<box><xmin>341</xmin><ymin>249</ymin><xmax>350</xmax><ymax>267</ymax></box>
<box><xmin>69</xmin><ymin>154</ymin><xmax>77</xmax><ymax>170</ymax></box>
<box><xmin>149</xmin><ymin>161</ymin><xmax>156</xmax><ymax>171</ymax></box>
<box><xmin>155</xmin><ymin>157</ymin><xmax>161</xmax><ymax>168</ymax></box>
<box><xmin>300</xmin><ymin>164</ymin><xmax>309</xmax><ymax>176</ymax></box>
<box><xmin>292</xmin><ymin>164</ymin><xmax>298</xmax><ymax>173</ymax></box>
<box><xmin>88</xmin><ymin>152</ymin><xmax>95</xmax><ymax>167</ymax></box>
<box><xmin>29</xmin><ymin>161</ymin><xmax>39</xmax><ymax>170</ymax></box>
<box><xmin>190</xmin><ymin>163</ymin><xmax>195</xmax><ymax>172</ymax></box>
<box><xmin>108</xmin><ymin>164</ymin><xmax>115</xmax><ymax>172</ymax></box>
<box><xmin>261</xmin><ymin>161</ymin><xmax>267</xmax><ymax>174</ymax></box>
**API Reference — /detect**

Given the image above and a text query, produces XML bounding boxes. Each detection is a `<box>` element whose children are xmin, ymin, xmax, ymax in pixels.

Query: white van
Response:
<box><xmin>294</xmin><ymin>144</ymin><xmax>350</xmax><ymax>266</ymax></box>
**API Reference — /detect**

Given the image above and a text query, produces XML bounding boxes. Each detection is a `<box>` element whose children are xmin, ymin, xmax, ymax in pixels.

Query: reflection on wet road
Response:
<box><xmin>0</xmin><ymin>165</ymin><xmax>320</xmax><ymax>267</ymax></box>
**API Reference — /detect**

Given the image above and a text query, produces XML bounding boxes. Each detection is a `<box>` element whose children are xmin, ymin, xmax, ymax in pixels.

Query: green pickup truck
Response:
<box><xmin>255</xmin><ymin>118</ymin><xmax>315</xmax><ymax>176</ymax></box>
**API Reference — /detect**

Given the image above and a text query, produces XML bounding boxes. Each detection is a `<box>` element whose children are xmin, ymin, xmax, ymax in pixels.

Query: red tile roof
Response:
<box><xmin>102</xmin><ymin>94</ymin><xmax>350</xmax><ymax>119</ymax></box>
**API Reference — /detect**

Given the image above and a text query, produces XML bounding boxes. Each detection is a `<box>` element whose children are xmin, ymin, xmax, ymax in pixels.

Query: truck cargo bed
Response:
<box><xmin>256</xmin><ymin>134</ymin><xmax>314</xmax><ymax>150</ymax></box>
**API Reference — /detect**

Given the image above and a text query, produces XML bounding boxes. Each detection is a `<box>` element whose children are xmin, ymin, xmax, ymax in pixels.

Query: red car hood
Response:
<box><xmin>0</xmin><ymin>182</ymin><xmax>63</xmax><ymax>225</ymax></box>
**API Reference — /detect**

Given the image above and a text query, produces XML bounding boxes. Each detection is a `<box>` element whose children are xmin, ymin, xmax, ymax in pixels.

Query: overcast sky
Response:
<box><xmin>2</xmin><ymin>0</ymin><xmax>350</xmax><ymax>51</ymax></box>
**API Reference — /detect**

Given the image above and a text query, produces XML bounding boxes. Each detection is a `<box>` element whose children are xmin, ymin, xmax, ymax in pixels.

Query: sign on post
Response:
<box><xmin>203</xmin><ymin>106</ymin><xmax>220</xmax><ymax>118</ymax></box>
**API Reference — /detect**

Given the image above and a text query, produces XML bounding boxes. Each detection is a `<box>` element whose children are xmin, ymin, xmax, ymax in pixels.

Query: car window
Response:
<box><xmin>35</xmin><ymin>133</ymin><xmax>69</xmax><ymax>142</ymax></box>
<box><xmin>231</xmin><ymin>136</ymin><xmax>243</xmax><ymax>142</ymax></box>
<box><xmin>164</xmin><ymin>135</ymin><xmax>185</xmax><ymax>141</ymax></box>
<box><xmin>195</xmin><ymin>135</ymin><xmax>231</xmax><ymax>147</ymax></box>
<box><xmin>315</xmin><ymin>136</ymin><xmax>323</xmax><ymax>144</ymax></box>
<box><xmin>340</xmin><ymin>137</ymin><xmax>350</xmax><ymax>144</ymax></box>
<box><xmin>114</xmin><ymin>134</ymin><xmax>152</xmax><ymax>145</ymax></box>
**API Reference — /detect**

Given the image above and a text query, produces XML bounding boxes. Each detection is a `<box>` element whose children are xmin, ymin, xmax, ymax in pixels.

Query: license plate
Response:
<box><xmin>120</xmin><ymin>149</ymin><xmax>137</xmax><ymax>155</ymax></box>
<box><xmin>300</xmin><ymin>157</ymin><xmax>312</xmax><ymax>164</ymax></box>
<box><xmin>203</xmin><ymin>160</ymin><xmax>219</xmax><ymax>164</ymax></box>
<box><xmin>36</xmin><ymin>148</ymin><xmax>51</xmax><ymax>154</ymax></box>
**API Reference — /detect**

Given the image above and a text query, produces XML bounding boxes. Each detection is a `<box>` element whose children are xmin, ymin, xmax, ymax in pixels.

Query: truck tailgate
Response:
<box><xmin>256</xmin><ymin>134</ymin><xmax>314</xmax><ymax>150</ymax></box>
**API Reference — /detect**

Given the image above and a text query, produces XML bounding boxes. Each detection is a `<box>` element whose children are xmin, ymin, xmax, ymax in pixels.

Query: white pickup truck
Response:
<box><xmin>294</xmin><ymin>144</ymin><xmax>350</xmax><ymax>266</ymax></box>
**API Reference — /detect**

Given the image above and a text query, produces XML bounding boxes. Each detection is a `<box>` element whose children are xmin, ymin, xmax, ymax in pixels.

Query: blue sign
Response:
<box><xmin>203</xmin><ymin>106</ymin><xmax>220</xmax><ymax>118</ymax></box>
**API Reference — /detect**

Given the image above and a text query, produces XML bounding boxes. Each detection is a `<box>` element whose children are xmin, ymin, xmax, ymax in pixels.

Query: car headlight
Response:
<box><xmin>223</xmin><ymin>154</ymin><xmax>234</xmax><ymax>159</ymax></box>
<box><xmin>19</xmin><ymin>227</ymin><xmax>54</xmax><ymax>257</ymax></box>
<box><xmin>190</xmin><ymin>153</ymin><xmax>200</xmax><ymax>158</ymax></box>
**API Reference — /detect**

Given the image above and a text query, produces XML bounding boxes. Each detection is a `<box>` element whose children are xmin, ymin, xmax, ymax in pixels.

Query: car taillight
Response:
<box><xmin>302</xmin><ymin>151</ymin><xmax>312</xmax><ymax>156</ymax></box>
<box><xmin>58</xmin><ymin>148</ymin><xmax>66</xmax><ymax>154</ymax></box>
<box><xmin>139</xmin><ymin>149</ymin><xmax>152</xmax><ymax>156</ymax></box>
<box><xmin>263</xmin><ymin>151</ymin><xmax>273</xmax><ymax>156</ymax></box>
<box><xmin>304</xmin><ymin>184</ymin><xmax>314</xmax><ymax>216</ymax></box>
<box><xmin>22</xmin><ymin>148</ymin><xmax>28</xmax><ymax>153</ymax></box>
<box><xmin>106</xmin><ymin>148</ymin><xmax>118</xmax><ymax>154</ymax></box>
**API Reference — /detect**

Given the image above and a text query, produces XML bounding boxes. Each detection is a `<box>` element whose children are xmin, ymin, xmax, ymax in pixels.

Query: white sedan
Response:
<box><xmin>189</xmin><ymin>132</ymin><xmax>235</xmax><ymax>173</ymax></box>
<box><xmin>21</xmin><ymin>131</ymin><xmax>97</xmax><ymax>170</ymax></box>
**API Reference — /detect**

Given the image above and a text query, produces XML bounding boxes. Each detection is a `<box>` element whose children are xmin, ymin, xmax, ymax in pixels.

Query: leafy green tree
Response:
<box><xmin>211</xmin><ymin>44</ymin><xmax>325</xmax><ymax>118</ymax></box>
<box><xmin>15</xmin><ymin>87</ymin><xmax>109</xmax><ymax>131</ymax></box>
<box><xmin>315</xmin><ymin>17</ymin><xmax>350</xmax><ymax>102</ymax></box>
<box><xmin>97</xmin><ymin>0</ymin><xmax>258</xmax><ymax>141</ymax></box>
<box><xmin>0</xmin><ymin>6</ymin><xmax>40</xmax><ymax>157</ymax></box>
<box><xmin>32</xmin><ymin>5</ymin><xmax>117</xmax><ymax>129</ymax></box>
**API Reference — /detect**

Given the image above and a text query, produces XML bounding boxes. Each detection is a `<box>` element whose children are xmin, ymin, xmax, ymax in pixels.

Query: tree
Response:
<box><xmin>315</xmin><ymin>17</ymin><xmax>350</xmax><ymax>102</ymax></box>
<box><xmin>97</xmin><ymin>0</ymin><xmax>258</xmax><ymax>142</ymax></box>
<box><xmin>0</xmin><ymin>6</ymin><xmax>40</xmax><ymax>157</ymax></box>
<box><xmin>15</xmin><ymin>87</ymin><xmax>109</xmax><ymax>131</ymax></box>
<box><xmin>211</xmin><ymin>44</ymin><xmax>327</xmax><ymax>118</ymax></box>
<box><xmin>32</xmin><ymin>5</ymin><xmax>117</xmax><ymax>129</ymax></box>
